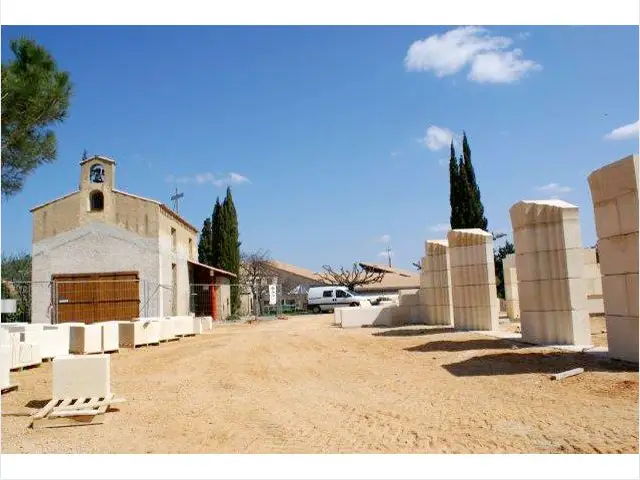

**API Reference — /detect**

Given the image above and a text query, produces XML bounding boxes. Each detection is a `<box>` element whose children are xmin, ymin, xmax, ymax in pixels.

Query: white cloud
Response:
<box><xmin>429</xmin><ymin>223</ymin><xmax>450</xmax><ymax>232</ymax></box>
<box><xmin>229</xmin><ymin>172</ymin><xmax>251</xmax><ymax>184</ymax></box>
<box><xmin>604</xmin><ymin>120</ymin><xmax>639</xmax><ymax>141</ymax></box>
<box><xmin>165</xmin><ymin>172</ymin><xmax>250</xmax><ymax>187</ymax></box>
<box><xmin>377</xmin><ymin>234</ymin><xmax>391</xmax><ymax>243</ymax></box>
<box><xmin>517</xmin><ymin>32</ymin><xmax>531</xmax><ymax>40</ymax></box>
<box><xmin>536</xmin><ymin>183</ymin><xmax>573</xmax><ymax>194</ymax></box>
<box><xmin>195</xmin><ymin>173</ymin><xmax>215</xmax><ymax>184</ymax></box>
<box><xmin>420</xmin><ymin>125</ymin><xmax>454</xmax><ymax>151</ymax></box>
<box><xmin>468</xmin><ymin>49</ymin><xmax>542</xmax><ymax>84</ymax></box>
<box><xmin>438</xmin><ymin>157</ymin><xmax>448</xmax><ymax>167</ymax></box>
<box><xmin>390</xmin><ymin>151</ymin><xmax>400</xmax><ymax>157</ymax></box>
<box><xmin>405</xmin><ymin>26</ymin><xmax>541</xmax><ymax>84</ymax></box>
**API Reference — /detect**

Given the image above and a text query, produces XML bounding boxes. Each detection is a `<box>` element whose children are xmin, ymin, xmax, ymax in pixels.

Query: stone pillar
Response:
<box><xmin>447</xmin><ymin>229</ymin><xmax>499</xmax><ymax>331</ymax></box>
<box><xmin>503</xmin><ymin>253</ymin><xmax>520</xmax><ymax>320</ymax></box>
<box><xmin>588</xmin><ymin>154</ymin><xmax>639</xmax><ymax>363</ymax></box>
<box><xmin>509</xmin><ymin>200</ymin><xmax>591</xmax><ymax>345</ymax></box>
<box><xmin>420</xmin><ymin>240</ymin><xmax>454</xmax><ymax>325</ymax></box>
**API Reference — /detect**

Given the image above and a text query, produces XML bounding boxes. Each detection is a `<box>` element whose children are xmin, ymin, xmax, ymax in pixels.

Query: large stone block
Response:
<box><xmin>53</xmin><ymin>354</ymin><xmax>111</xmax><ymax>399</ymax></box>
<box><xmin>340</xmin><ymin>306</ymin><xmax>395</xmax><ymax>328</ymax></box>
<box><xmin>18</xmin><ymin>342</ymin><xmax>42</xmax><ymax>367</ymax></box>
<box><xmin>119</xmin><ymin>320</ymin><xmax>160</xmax><ymax>347</ymax></box>
<box><xmin>398</xmin><ymin>289</ymin><xmax>420</xmax><ymax>307</ymax></box>
<box><xmin>69</xmin><ymin>324</ymin><xmax>103</xmax><ymax>354</ymax></box>
<box><xmin>597</xmin><ymin>233</ymin><xmax>639</xmax><ymax>276</ymax></box>
<box><xmin>198</xmin><ymin>316</ymin><xmax>213</xmax><ymax>331</ymax></box>
<box><xmin>40</xmin><ymin>325</ymin><xmax>71</xmax><ymax>358</ymax></box>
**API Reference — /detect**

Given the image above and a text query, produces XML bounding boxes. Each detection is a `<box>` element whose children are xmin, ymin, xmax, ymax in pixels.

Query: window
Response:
<box><xmin>336</xmin><ymin>290</ymin><xmax>349</xmax><ymax>298</ymax></box>
<box><xmin>171</xmin><ymin>227</ymin><xmax>177</xmax><ymax>251</ymax></box>
<box><xmin>322</xmin><ymin>290</ymin><xmax>333</xmax><ymax>298</ymax></box>
<box><xmin>188</xmin><ymin>238</ymin><xmax>193</xmax><ymax>259</ymax></box>
<box><xmin>89</xmin><ymin>191</ymin><xmax>104</xmax><ymax>211</ymax></box>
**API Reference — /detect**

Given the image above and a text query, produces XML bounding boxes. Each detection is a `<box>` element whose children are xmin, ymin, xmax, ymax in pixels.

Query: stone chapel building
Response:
<box><xmin>30</xmin><ymin>155</ymin><xmax>234</xmax><ymax>324</ymax></box>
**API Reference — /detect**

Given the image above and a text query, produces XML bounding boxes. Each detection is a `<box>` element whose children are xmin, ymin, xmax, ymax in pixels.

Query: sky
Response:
<box><xmin>1</xmin><ymin>25</ymin><xmax>638</xmax><ymax>272</ymax></box>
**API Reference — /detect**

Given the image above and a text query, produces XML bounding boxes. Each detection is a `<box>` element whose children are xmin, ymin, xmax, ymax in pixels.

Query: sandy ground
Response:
<box><xmin>1</xmin><ymin>315</ymin><xmax>637</xmax><ymax>454</ymax></box>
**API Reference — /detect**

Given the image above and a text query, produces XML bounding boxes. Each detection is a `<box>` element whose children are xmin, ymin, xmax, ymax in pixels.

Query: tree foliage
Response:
<box><xmin>197</xmin><ymin>188</ymin><xmax>241</xmax><ymax>315</ymax></box>
<box><xmin>492</xmin><ymin>232</ymin><xmax>515</xmax><ymax>299</ymax></box>
<box><xmin>316</xmin><ymin>264</ymin><xmax>384</xmax><ymax>292</ymax></box>
<box><xmin>1</xmin><ymin>252</ymin><xmax>32</xmax><ymax>323</ymax></box>
<box><xmin>1</xmin><ymin>37</ymin><xmax>73</xmax><ymax>197</ymax></box>
<box><xmin>448</xmin><ymin>132</ymin><xmax>487</xmax><ymax>230</ymax></box>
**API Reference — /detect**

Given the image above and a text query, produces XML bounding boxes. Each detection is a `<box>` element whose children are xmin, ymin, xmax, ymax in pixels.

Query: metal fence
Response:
<box><xmin>1</xmin><ymin>279</ymin><xmax>310</xmax><ymax>324</ymax></box>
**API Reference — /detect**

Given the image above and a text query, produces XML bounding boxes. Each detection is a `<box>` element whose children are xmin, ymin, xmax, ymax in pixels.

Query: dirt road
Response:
<box><xmin>1</xmin><ymin>315</ymin><xmax>637</xmax><ymax>453</ymax></box>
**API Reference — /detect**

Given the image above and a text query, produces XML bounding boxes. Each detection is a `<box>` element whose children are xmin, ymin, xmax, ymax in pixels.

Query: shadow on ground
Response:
<box><xmin>405</xmin><ymin>338</ymin><xmax>515</xmax><ymax>353</ymax></box>
<box><xmin>443</xmin><ymin>352</ymin><xmax>639</xmax><ymax>377</ymax></box>
<box><xmin>372</xmin><ymin>327</ymin><xmax>455</xmax><ymax>337</ymax></box>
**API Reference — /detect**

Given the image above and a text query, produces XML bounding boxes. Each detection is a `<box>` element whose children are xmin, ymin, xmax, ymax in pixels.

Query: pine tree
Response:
<box><xmin>198</xmin><ymin>217</ymin><xmax>212</xmax><ymax>265</ymax></box>
<box><xmin>461</xmin><ymin>132</ymin><xmax>488</xmax><ymax>230</ymax></box>
<box><xmin>448</xmin><ymin>141</ymin><xmax>461</xmax><ymax>229</ymax></box>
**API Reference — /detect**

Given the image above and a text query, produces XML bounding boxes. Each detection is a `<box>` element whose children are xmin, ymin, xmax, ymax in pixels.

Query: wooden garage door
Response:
<box><xmin>53</xmin><ymin>272</ymin><xmax>140</xmax><ymax>324</ymax></box>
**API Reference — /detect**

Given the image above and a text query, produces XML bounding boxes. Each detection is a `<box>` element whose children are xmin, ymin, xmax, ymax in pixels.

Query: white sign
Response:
<box><xmin>268</xmin><ymin>285</ymin><xmax>277</xmax><ymax>306</ymax></box>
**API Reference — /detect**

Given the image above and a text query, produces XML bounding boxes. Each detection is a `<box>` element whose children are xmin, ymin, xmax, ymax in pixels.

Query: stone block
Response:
<box><xmin>616</xmin><ymin>191</ymin><xmax>639</xmax><ymax>236</ymax></box>
<box><xmin>0</xmin><ymin>345</ymin><xmax>12</xmax><ymax>388</ymax></box>
<box><xmin>41</xmin><ymin>325</ymin><xmax>71</xmax><ymax>358</ymax></box>
<box><xmin>100</xmin><ymin>322</ymin><xmax>120</xmax><ymax>352</ymax></box>
<box><xmin>340</xmin><ymin>306</ymin><xmax>395</xmax><ymax>328</ymax></box>
<box><xmin>598</xmin><ymin>233</ymin><xmax>639</xmax><ymax>276</ymax></box>
<box><xmin>69</xmin><ymin>324</ymin><xmax>103</xmax><ymax>354</ymax></box>
<box><xmin>588</xmin><ymin>154</ymin><xmax>639</xmax><ymax>204</ymax></box>
<box><xmin>398</xmin><ymin>289</ymin><xmax>420</xmax><ymax>307</ymax></box>
<box><xmin>601</xmin><ymin>274</ymin><xmax>629</xmax><ymax>317</ymax></box>
<box><xmin>53</xmin><ymin>354</ymin><xmax>111</xmax><ymax>399</ymax></box>
<box><xmin>198</xmin><ymin>316</ymin><xmax>213</xmax><ymax>331</ymax></box>
<box><xmin>18</xmin><ymin>342</ymin><xmax>42</xmax><ymax>367</ymax></box>
<box><xmin>593</xmin><ymin>200</ymin><xmax>621</xmax><ymax>240</ymax></box>
<box><xmin>119</xmin><ymin>320</ymin><xmax>160</xmax><ymax>347</ymax></box>
<box><xmin>606</xmin><ymin>315</ymin><xmax>639</xmax><ymax>363</ymax></box>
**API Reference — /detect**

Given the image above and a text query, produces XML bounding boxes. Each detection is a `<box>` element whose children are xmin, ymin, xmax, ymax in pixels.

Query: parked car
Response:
<box><xmin>307</xmin><ymin>286</ymin><xmax>369</xmax><ymax>314</ymax></box>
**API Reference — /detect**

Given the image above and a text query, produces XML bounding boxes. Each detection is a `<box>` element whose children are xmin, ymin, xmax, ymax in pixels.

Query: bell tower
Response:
<box><xmin>78</xmin><ymin>154</ymin><xmax>117</xmax><ymax>224</ymax></box>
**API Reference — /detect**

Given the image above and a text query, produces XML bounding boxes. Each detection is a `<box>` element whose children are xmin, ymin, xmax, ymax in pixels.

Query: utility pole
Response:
<box><xmin>386</xmin><ymin>245</ymin><xmax>392</xmax><ymax>268</ymax></box>
<box><xmin>170</xmin><ymin>187</ymin><xmax>184</xmax><ymax>214</ymax></box>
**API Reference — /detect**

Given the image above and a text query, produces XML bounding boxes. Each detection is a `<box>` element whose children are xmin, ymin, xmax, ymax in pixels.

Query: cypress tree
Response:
<box><xmin>461</xmin><ymin>132</ymin><xmax>488</xmax><ymax>230</ymax></box>
<box><xmin>221</xmin><ymin>187</ymin><xmax>241</xmax><ymax>314</ymax></box>
<box><xmin>210</xmin><ymin>198</ymin><xmax>223</xmax><ymax>268</ymax></box>
<box><xmin>198</xmin><ymin>217</ymin><xmax>213</xmax><ymax>265</ymax></box>
<box><xmin>448</xmin><ymin>141</ymin><xmax>460</xmax><ymax>229</ymax></box>
<box><xmin>457</xmin><ymin>155</ymin><xmax>470</xmax><ymax>228</ymax></box>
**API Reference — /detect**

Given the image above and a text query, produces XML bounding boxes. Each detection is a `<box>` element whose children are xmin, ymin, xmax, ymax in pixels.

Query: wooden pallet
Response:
<box><xmin>1</xmin><ymin>384</ymin><xmax>19</xmax><ymax>395</ymax></box>
<box><xmin>10</xmin><ymin>362</ymin><xmax>41</xmax><ymax>372</ymax></box>
<box><xmin>30</xmin><ymin>394</ymin><xmax>124</xmax><ymax>429</ymax></box>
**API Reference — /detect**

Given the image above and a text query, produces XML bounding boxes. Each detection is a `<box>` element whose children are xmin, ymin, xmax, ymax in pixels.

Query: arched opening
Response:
<box><xmin>90</xmin><ymin>190</ymin><xmax>104</xmax><ymax>211</ymax></box>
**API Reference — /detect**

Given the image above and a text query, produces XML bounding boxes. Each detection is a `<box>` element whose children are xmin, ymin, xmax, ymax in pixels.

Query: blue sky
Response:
<box><xmin>1</xmin><ymin>26</ymin><xmax>638</xmax><ymax>272</ymax></box>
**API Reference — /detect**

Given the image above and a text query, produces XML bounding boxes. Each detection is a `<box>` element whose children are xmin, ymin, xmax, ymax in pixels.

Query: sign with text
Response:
<box><xmin>268</xmin><ymin>284</ymin><xmax>277</xmax><ymax>305</ymax></box>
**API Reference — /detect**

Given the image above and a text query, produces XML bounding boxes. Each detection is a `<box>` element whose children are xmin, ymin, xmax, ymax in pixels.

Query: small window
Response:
<box><xmin>90</xmin><ymin>191</ymin><xmax>104</xmax><ymax>211</ymax></box>
<box><xmin>322</xmin><ymin>290</ymin><xmax>333</xmax><ymax>298</ymax></box>
<box><xmin>336</xmin><ymin>290</ymin><xmax>348</xmax><ymax>298</ymax></box>
<box><xmin>171</xmin><ymin>227</ymin><xmax>177</xmax><ymax>251</ymax></box>
<box><xmin>188</xmin><ymin>238</ymin><xmax>193</xmax><ymax>258</ymax></box>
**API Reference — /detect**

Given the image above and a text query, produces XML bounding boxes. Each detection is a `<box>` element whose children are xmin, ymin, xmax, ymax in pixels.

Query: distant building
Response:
<box><xmin>30</xmin><ymin>155</ymin><xmax>235</xmax><ymax>324</ymax></box>
<box><xmin>354</xmin><ymin>263</ymin><xmax>420</xmax><ymax>297</ymax></box>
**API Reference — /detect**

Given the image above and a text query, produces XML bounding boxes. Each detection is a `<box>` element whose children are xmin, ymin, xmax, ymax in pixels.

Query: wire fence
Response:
<box><xmin>1</xmin><ymin>279</ymin><xmax>312</xmax><ymax>324</ymax></box>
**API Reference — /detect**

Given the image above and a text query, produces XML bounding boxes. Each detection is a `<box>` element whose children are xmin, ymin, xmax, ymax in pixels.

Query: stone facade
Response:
<box><xmin>30</xmin><ymin>155</ymin><xmax>234</xmax><ymax>323</ymax></box>
<box><xmin>420</xmin><ymin>240</ymin><xmax>454</xmax><ymax>326</ymax></box>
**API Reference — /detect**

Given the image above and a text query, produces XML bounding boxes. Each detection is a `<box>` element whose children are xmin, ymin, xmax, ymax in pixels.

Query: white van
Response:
<box><xmin>307</xmin><ymin>286</ymin><xmax>368</xmax><ymax>314</ymax></box>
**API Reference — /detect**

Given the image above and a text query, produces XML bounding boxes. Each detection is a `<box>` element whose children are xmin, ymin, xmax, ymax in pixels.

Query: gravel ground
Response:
<box><xmin>1</xmin><ymin>314</ymin><xmax>637</xmax><ymax>454</ymax></box>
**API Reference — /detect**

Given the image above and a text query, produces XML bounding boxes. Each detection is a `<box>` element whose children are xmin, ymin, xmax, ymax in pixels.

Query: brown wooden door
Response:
<box><xmin>53</xmin><ymin>272</ymin><xmax>140</xmax><ymax>324</ymax></box>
